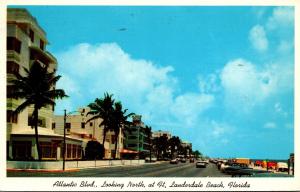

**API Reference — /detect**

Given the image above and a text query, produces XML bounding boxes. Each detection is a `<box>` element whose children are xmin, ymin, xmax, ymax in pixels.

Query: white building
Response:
<box><xmin>7</xmin><ymin>8</ymin><xmax>82</xmax><ymax>160</ymax></box>
<box><xmin>54</xmin><ymin>107</ymin><xmax>124</xmax><ymax>159</ymax></box>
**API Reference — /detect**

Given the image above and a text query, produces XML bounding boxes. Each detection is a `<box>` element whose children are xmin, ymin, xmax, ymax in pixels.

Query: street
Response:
<box><xmin>7</xmin><ymin>162</ymin><xmax>229</xmax><ymax>177</ymax></box>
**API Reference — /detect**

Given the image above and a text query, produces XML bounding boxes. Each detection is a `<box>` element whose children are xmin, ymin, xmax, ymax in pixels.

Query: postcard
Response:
<box><xmin>1</xmin><ymin>0</ymin><xmax>299</xmax><ymax>191</ymax></box>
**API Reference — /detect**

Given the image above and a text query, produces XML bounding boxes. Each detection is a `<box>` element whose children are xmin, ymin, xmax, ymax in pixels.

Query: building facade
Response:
<box><xmin>181</xmin><ymin>141</ymin><xmax>192</xmax><ymax>156</ymax></box>
<box><xmin>6</xmin><ymin>8</ymin><xmax>82</xmax><ymax>160</ymax></box>
<box><xmin>54</xmin><ymin>107</ymin><xmax>124</xmax><ymax>159</ymax></box>
<box><xmin>124</xmin><ymin>115</ymin><xmax>150</xmax><ymax>158</ymax></box>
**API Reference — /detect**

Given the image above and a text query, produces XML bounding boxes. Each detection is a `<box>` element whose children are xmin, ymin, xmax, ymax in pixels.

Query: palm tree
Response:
<box><xmin>144</xmin><ymin>126</ymin><xmax>152</xmax><ymax>161</ymax></box>
<box><xmin>168</xmin><ymin>136</ymin><xmax>181</xmax><ymax>159</ymax></box>
<box><xmin>153</xmin><ymin>135</ymin><xmax>168</xmax><ymax>160</ymax></box>
<box><xmin>193</xmin><ymin>150</ymin><xmax>202</xmax><ymax>159</ymax></box>
<box><xmin>8</xmin><ymin>60</ymin><xmax>68</xmax><ymax>160</ymax></box>
<box><xmin>111</xmin><ymin>101</ymin><xmax>134</xmax><ymax>159</ymax></box>
<box><xmin>86</xmin><ymin>92</ymin><xmax>115</xmax><ymax>146</ymax></box>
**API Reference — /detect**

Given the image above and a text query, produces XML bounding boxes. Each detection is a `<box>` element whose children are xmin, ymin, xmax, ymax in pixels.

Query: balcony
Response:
<box><xmin>29</xmin><ymin>46</ymin><xmax>57</xmax><ymax>65</ymax></box>
<box><xmin>7</xmin><ymin>50</ymin><xmax>20</xmax><ymax>63</ymax></box>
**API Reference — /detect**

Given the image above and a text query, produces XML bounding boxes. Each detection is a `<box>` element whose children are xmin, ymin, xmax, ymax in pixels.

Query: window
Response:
<box><xmin>129</xmin><ymin>136</ymin><xmax>137</xmax><ymax>140</ymax></box>
<box><xmin>77</xmin><ymin>146</ymin><xmax>82</xmax><ymax>159</ymax></box>
<box><xmin>29</xmin><ymin>29</ymin><xmax>34</xmax><ymax>42</ymax></box>
<box><xmin>12</xmin><ymin>141</ymin><xmax>31</xmax><ymax>160</ymax></box>
<box><xmin>90</xmin><ymin>122</ymin><xmax>93</xmax><ymax>127</ymax></box>
<box><xmin>7</xmin><ymin>37</ymin><xmax>21</xmax><ymax>53</ymax></box>
<box><xmin>7</xmin><ymin>110</ymin><xmax>18</xmax><ymax>123</ymax></box>
<box><xmin>81</xmin><ymin>122</ymin><xmax>85</xmax><ymax>129</ymax></box>
<box><xmin>52</xmin><ymin>123</ymin><xmax>56</xmax><ymax>130</ymax></box>
<box><xmin>66</xmin><ymin>144</ymin><xmax>72</xmax><ymax>158</ymax></box>
<box><xmin>128</xmin><ymin>144</ymin><xmax>137</xmax><ymax>148</ymax></box>
<box><xmin>72</xmin><ymin>144</ymin><xmax>77</xmax><ymax>159</ymax></box>
<box><xmin>65</xmin><ymin>123</ymin><xmax>71</xmax><ymax>129</ymax></box>
<box><xmin>40</xmin><ymin>39</ymin><xmax>45</xmax><ymax>50</ymax></box>
<box><xmin>7</xmin><ymin>61</ymin><xmax>19</xmax><ymax>74</ymax></box>
<box><xmin>28</xmin><ymin>116</ymin><xmax>45</xmax><ymax>127</ymax></box>
<box><xmin>111</xmin><ymin>135</ymin><xmax>115</xmax><ymax>144</ymax></box>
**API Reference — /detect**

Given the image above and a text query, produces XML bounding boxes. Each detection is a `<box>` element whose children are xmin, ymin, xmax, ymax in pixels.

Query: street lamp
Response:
<box><xmin>63</xmin><ymin>109</ymin><xmax>84</xmax><ymax>171</ymax></box>
<box><xmin>63</xmin><ymin>109</ymin><xmax>66</xmax><ymax>171</ymax></box>
<box><xmin>137</xmin><ymin>126</ymin><xmax>140</xmax><ymax>160</ymax></box>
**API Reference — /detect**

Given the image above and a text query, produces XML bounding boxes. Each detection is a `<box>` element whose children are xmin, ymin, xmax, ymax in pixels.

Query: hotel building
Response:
<box><xmin>54</xmin><ymin>107</ymin><xmax>124</xmax><ymax>159</ymax></box>
<box><xmin>124</xmin><ymin>115</ymin><xmax>150</xmax><ymax>158</ymax></box>
<box><xmin>6</xmin><ymin>8</ymin><xmax>82</xmax><ymax>160</ymax></box>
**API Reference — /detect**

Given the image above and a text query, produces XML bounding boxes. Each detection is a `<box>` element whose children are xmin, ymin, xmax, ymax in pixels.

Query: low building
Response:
<box><xmin>152</xmin><ymin>130</ymin><xmax>171</xmax><ymax>139</ymax></box>
<box><xmin>54</xmin><ymin>107</ymin><xmax>124</xmax><ymax>159</ymax></box>
<box><xmin>6</xmin><ymin>8</ymin><xmax>82</xmax><ymax>161</ymax></box>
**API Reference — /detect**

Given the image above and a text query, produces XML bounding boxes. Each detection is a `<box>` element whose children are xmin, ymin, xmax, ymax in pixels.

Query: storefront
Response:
<box><xmin>9</xmin><ymin>132</ymin><xmax>83</xmax><ymax>160</ymax></box>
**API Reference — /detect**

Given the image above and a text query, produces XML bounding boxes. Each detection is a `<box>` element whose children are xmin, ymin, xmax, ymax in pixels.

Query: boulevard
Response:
<box><xmin>7</xmin><ymin>162</ymin><xmax>228</xmax><ymax>177</ymax></box>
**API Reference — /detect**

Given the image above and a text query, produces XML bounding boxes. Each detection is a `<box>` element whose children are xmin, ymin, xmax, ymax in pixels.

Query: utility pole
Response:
<box><xmin>63</xmin><ymin>109</ymin><xmax>66</xmax><ymax>171</ymax></box>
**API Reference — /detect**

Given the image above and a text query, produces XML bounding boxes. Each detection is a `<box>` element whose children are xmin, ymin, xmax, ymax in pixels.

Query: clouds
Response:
<box><xmin>220</xmin><ymin>58</ymin><xmax>279</xmax><ymax>112</ymax></box>
<box><xmin>266</xmin><ymin>7</ymin><xmax>294</xmax><ymax>30</ymax></box>
<box><xmin>264</xmin><ymin>122</ymin><xmax>277</xmax><ymax>129</ymax></box>
<box><xmin>170</xmin><ymin>93</ymin><xmax>214</xmax><ymax>126</ymax></box>
<box><xmin>250</xmin><ymin>6</ymin><xmax>294</xmax><ymax>54</ymax></box>
<box><xmin>55</xmin><ymin>42</ymin><xmax>215</xmax><ymax>133</ymax></box>
<box><xmin>249</xmin><ymin>25</ymin><xmax>268</xmax><ymax>52</ymax></box>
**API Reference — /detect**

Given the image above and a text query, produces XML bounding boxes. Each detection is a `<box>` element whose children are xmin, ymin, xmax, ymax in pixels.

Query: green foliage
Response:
<box><xmin>87</xmin><ymin>92</ymin><xmax>134</xmax><ymax>159</ymax></box>
<box><xmin>85</xmin><ymin>140</ymin><xmax>104</xmax><ymax>160</ymax></box>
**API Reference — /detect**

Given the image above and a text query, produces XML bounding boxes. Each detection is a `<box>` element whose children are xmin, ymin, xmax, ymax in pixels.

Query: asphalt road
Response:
<box><xmin>7</xmin><ymin>162</ymin><xmax>229</xmax><ymax>177</ymax></box>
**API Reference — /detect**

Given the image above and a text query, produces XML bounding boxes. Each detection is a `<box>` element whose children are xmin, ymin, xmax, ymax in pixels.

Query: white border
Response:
<box><xmin>0</xmin><ymin>0</ymin><xmax>299</xmax><ymax>191</ymax></box>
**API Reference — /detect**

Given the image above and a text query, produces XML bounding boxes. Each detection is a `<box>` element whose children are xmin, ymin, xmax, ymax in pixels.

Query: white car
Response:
<box><xmin>145</xmin><ymin>157</ymin><xmax>157</xmax><ymax>162</ymax></box>
<box><xmin>220</xmin><ymin>163</ymin><xmax>230</xmax><ymax>172</ymax></box>
<box><xmin>196</xmin><ymin>161</ymin><xmax>207</xmax><ymax>168</ymax></box>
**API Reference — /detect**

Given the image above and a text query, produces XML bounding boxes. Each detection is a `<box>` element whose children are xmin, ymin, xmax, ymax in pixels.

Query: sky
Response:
<box><xmin>17</xmin><ymin>6</ymin><xmax>294</xmax><ymax>159</ymax></box>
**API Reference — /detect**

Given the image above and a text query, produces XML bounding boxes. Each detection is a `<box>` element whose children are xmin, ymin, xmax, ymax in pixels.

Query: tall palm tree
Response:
<box><xmin>111</xmin><ymin>101</ymin><xmax>134</xmax><ymax>159</ymax></box>
<box><xmin>168</xmin><ymin>136</ymin><xmax>181</xmax><ymax>159</ymax></box>
<box><xmin>86</xmin><ymin>92</ymin><xmax>115</xmax><ymax>146</ymax></box>
<box><xmin>8</xmin><ymin>60</ymin><xmax>68</xmax><ymax>160</ymax></box>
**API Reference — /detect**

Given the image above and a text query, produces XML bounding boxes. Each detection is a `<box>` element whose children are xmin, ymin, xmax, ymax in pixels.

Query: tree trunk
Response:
<box><xmin>33</xmin><ymin>108</ymin><xmax>41</xmax><ymax>161</ymax></box>
<box><xmin>102</xmin><ymin>126</ymin><xmax>106</xmax><ymax>145</ymax></box>
<box><xmin>149</xmin><ymin>143</ymin><xmax>152</xmax><ymax>162</ymax></box>
<box><xmin>114</xmin><ymin>131</ymin><xmax>119</xmax><ymax>159</ymax></box>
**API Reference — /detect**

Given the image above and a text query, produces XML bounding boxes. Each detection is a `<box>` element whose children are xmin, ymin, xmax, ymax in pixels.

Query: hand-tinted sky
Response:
<box><xmin>19</xmin><ymin>6</ymin><xmax>294</xmax><ymax>159</ymax></box>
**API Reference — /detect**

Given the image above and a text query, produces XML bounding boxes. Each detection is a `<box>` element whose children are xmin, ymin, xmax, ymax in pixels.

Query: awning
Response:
<box><xmin>120</xmin><ymin>149</ymin><xmax>138</xmax><ymax>154</ymax></box>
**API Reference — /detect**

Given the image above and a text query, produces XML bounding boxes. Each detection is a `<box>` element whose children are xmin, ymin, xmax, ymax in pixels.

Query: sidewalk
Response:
<box><xmin>7</xmin><ymin>160</ymin><xmax>165</xmax><ymax>173</ymax></box>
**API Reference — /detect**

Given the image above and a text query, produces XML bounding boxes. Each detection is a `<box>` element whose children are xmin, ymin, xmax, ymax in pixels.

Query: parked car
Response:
<box><xmin>145</xmin><ymin>156</ymin><xmax>157</xmax><ymax>162</ymax></box>
<box><xmin>181</xmin><ymin>158</ymin><xmax>187</xmax><ymax>163</ymax></box>
<box><xmin>276</xmin><ymin>162</ymin><xmax>288</xmax><ymax>172</ymax></box>
<box><xmin>170</xmin><ymin>159</ymin><xmax>179</xmax><ymax>164</ymax></box>
<box><xmin>196</xmin><ymin>161</ymin><xmax>207</xmax><ymax>168</ymax></box>
<box><xmin>223</xmin><ymin>165</ymin><xmax>251</xmax><ymax>176</ymax></box>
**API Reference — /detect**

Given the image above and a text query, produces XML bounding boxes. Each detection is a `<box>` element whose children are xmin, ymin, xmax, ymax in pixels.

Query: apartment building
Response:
<box><xmin>54</xmin><ymin>107</ymin><xmax>124</xmax><ymax>159</ymax></box>
<box><xmin>6</xmin><ymin>8</ymin><xmax>83</xmax><ymax>160</ymax></box>
<box><xmin>124</xmin><ymin>115</ymin><xmax>150</xmax><ymax>158</ymax></box>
